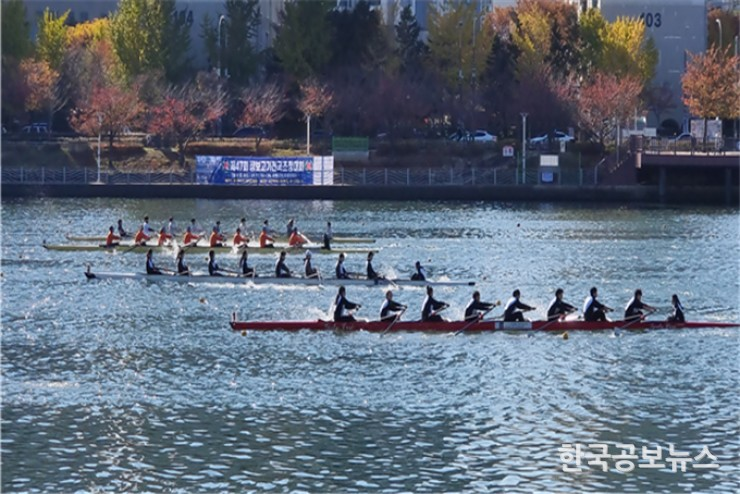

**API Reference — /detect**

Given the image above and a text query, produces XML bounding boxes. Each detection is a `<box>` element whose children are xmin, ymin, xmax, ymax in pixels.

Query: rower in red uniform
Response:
<box><xmin>105</xmin><ymin>226</ymin><xmax>121</xmax><ymax>247</ymax></box>
<box><xmin>624</xmin><ymin>289</ymin><xmax>656</xmax><ymax>321</ymax></box>
<box><xmin>259</xmin><ymin>220</ymin><xmax>275</xmax><ymax>248</ymax></box>
<box><xmin>157</xmin><ymin>227</ymin><xmax>173</xmax><ymax>246</ymax></box>
<box><xmin>209</xmin><ymin>227</ymin><xmax>225</xmax><ymax>247</ymax></box>
<box><xmin>334</xmin><ymin>286</ymin><xmax>361</xmax><ymax>322</ymax></box>
<box><xmin>183</xmin><ymin>226</ymin><xmax>200</xmax><ymax>246</ymax></box>
<box><xmin>288</xmin><ymin>227</ymin><xmax>308</xmax><ymax>247</ymax></box>
<box><xmin>232</xmin><ymin>228</ymin><xmax>249</xmax><ymax>247</ymax></box>
<box><xmin>134</xmin><ymin>225</ymin><xmax>151</xmax><ymax>246</ymax></box>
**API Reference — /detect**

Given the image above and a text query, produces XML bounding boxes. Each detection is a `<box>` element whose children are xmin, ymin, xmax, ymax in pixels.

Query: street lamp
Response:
<box><xmin>521</xmin><ymin>112</ymin><xmax>528</xmax><ymax>184</ymax></box>
<box><xmin>715</xmin><ymin>18</ymin><xmax>722</xmax><ymax>49</ymax></box>
<box><xmin>217</xmin><ymin>15</ymin><xmax>226</xmax><ymax>137</ymax></box>
<box><xmin>96</xmin><ymin>113</ymin><xmax>102</xmax><ymax>183</ymax></box>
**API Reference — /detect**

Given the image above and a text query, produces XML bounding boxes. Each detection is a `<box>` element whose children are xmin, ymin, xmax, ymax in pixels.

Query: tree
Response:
<box><xmin>643</xmin><ymin>82</ymin><xmax>676</xmax><ymax>128</ymax></box>
<box><xmin>236</xmin><ymin>82</ymin><xmax>286</xmax><ymax>150</ymax></box>
<box><xmin>328</xmin><ymin>1</ymin><xmax>388</xmax><ymax>73</ymax></box>
<box><xmin>222</xmin><ymin>0</ymin><xmax>261</xmax><ymax>84</ymax></box>
<box><xmin>273</xmin><ymin>0</ymin><xmax>334</xmax><ymax>80</ymax></box>
<box><xmin>682</xmin><ymin>46</ymin><xmax>740</xmax><ymax>145</ymax></box>
<box><xmin>36</xmin><ymin>8</ymin><xmax>70</xmax><ymax>71</ymax></box>
<box><xmin>298</xmin><ymin>79</ymin><xmax>334</xmax><ymax>153</ymax></box>
<box><xmin>2</xmin><ymin>0</ymin><xmax>33</xmax><ymax>62</ymax></box>
<box><xmin>509</xmin><ymin>4</ymin><xmax>551</xmax><ymax>77</ymax></box>
<box><xmin>147</xmin><ymin>71</ymin><xmax>227</xmax><ymax>166</ymax></box>
<box><xmin>395</xmin><ymin>5</ymin><xmax>427</xmax><ymax>76</ymax></box>
<box><xmin>578</xmin><ymin>71</ymin><xmax>642</xmax><ymax>148</ymax></box>
<box><xmin>19</xmin><ymin>59</ymin><xmax>67</xmax><ymax>129</ymax></box>
<box><xmin>482</xmin><ymin>33</ymin><xmax>519</xmax><ymax>135</ymax></box>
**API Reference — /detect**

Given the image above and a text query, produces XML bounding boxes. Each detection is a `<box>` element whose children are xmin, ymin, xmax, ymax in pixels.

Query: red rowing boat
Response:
<box><xmin>230</xmin><ymin>316</ymin><xmax>739</xmax><ymax>333</ymax></box>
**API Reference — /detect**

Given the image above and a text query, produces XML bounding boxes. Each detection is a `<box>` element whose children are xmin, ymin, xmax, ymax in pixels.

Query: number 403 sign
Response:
<box><xmin>640</xmin><ymin>12</ymin><xmax>662</xmax><ymax>28</ymax></box>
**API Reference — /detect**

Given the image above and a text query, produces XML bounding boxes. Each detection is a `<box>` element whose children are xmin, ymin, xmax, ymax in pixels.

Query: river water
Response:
<box><xmin>2</xmin><ymin>198</ymin><xmax>738</xmax><ymax>493</ymax></box>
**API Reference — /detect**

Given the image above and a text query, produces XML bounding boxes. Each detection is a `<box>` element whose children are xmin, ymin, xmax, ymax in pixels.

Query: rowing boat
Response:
<box><xmin>229</xmin><ymin>317</ymin><xmax>739</xmax><ymax>333</ymax></box>
<box><xmin>66</xmin><ymin>234</ymin><xmax>376</xmax><ymax>244</ymax></box>
<box><xmin>44</xmin><ymin>242</ymin><xmax>373</xmax><ymax>255</ymax></box>
<box><xmin>83</xmin><ymin>270</ymin><xmax>474</xmax><ymax>287</ymax></box>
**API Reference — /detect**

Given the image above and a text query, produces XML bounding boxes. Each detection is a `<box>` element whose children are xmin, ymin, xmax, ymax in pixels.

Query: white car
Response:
<box><xmin>529</xmin><ymin>130</ymin><xmax>574</xmax><ymax>147</ymax></box>
<box><xmin>470</xmin><ymin>130</ymin><xmax>496</xmax><ymax>142</ymax></box>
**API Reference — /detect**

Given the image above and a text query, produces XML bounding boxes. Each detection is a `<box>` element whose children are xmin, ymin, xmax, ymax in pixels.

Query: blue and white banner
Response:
<box><xmin>196</xmin><ymin>156</ymin><xmax>333</xmax><ymax>185</ymax></box>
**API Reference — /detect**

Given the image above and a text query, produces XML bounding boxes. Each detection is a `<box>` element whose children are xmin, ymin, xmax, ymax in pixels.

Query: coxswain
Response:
<box><xmin>105</xmin><ymin>226</ymin><xmax>121</xmax><ymax>247</ymax></box>
<box><xmin>583</xmin><ymin>287</ymin><xmax>612</xmax><ymax>322</ymax></box>
<box><xmin>275</xmin><ymin>251</ymin><xmax>291</xmax><ymax>278</ymax></box>
<box><xmin>134</xmin><ymin>225</ymin><xmax>151</xmax><ymax>246</ymax></box>
<box><xmin>546</xmin><ymin>288</ymin><xmax>577</xmax><ymax>321</ymax></box>
<box><xmin>145</xmin><ymin>249</ymin><xmax>162</xmax><ymax>275</ymax></box>
<box><xmin>323</xmin><ymin>221</ymin><xmax>333</xmax><ymax>250</ymax></box>
<box><xmin>142</xmin><ymin>216</ymin><xmax>155</xmax><ymax>236</ymax></box>
<box><xmin>421</xmin><ymin>286</ymin><xmax>448</xmax><ymax>322</ymax></box>
<box><xmin>190</xmin><ymin>218</ymin><xmax>203</xmax><ymax>235</ymax></box>
<box><xmin>366</xmin><ymin>251</ymin><xmax>384</xmax><ymax>280</ymax></box>
<box><xmin>334</xmin><ymin>286</ymin><xmax>360</xmax><ymax>322</ymax></box>
<box><xmin>304</xmin><ymin>250</ymin><xmax>319</xmax><ymax>278</ymax></box>
<box><xmin>624</xmin><ymin>289</ymin><xmax>656</xmax><ymax>321</ymax></box>
<box><xmin>209</xmin><ymin>226</ymin><xmax>225</xmax><ymax>247</ymax></box>
<box><xmin>503</xmin><ymin>289</ymin><xmax>535</xmax><ymax>322</ymax></box>
<box><xmin>464</xmin><ymin>291</ymin><xmax>496</xmax><ymax>322</ymax></box>
<box><xmin>380</xmin><ymin>290</ymin><xmax>407</xmax><ymax>322</ymax></box>
<box><xmin>165</xmin><ymin>217</ymin><xmax>177</xmax><ymax>236</ymax></box>
<box><xmin>176</xmin><ymin>249</ymin><xmax>189</xmax><ymax>275</ymax></box>
<box><xmin>667</xmin><ymin>294</ymin><xmax>685</xmax><ymax>323</ymax></box>
<box><xmin>183</xmin><ymin>226</ymin><xmax>200</xmax><ymax>246</ymax></box>
<box><xmin>411</xmin><ymin>261</ymin><xmax>426</xmax><ymax>281</ymax></box>
<box><xmin>286</xmin><ymin>218</ymin><xmax>295</xmax><ymax>238</ymax></box>
<box><xmin>116</xmin><ymin>219</ymin><xmax>128</xmax><ymax>237</ymax></box>
<box><xmin>335</xmin><ymin>253</ymin><xmax>350</xmax><ymax>279</ymax></box>
<box><xmin>260</xmin><ymin>220</ymin><xmax>275</xmax><ymax>248</ymax></box>
<box><xmin>157</xmin><ymin>227</ymin><xmax>173</xmax><ymax>247</ymax></box>
<box><xmin>207</xmin><ymin>250</ymin><xmax>223</xmax><ymax>276</ymax></box>
<box><xmin>288</xmin><ymin>227</ymin><xmax>308</xmax><ymax>247</ymax></box>
<box><xmin>232</xmin><ymin>227</ymin><xmax>249</xmax><ymax>247</ymax></box>
<box><xmin>238</xmin><ymin>250</ymin><xmax>255</xmax><ymax>277</ymax></box>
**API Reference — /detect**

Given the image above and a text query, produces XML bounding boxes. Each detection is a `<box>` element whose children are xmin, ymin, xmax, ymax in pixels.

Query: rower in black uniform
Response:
<box><xmin>503</xmin><ymin>289</ymin><xmax>535</xmax><ymax>322</ymax></box>
<box><xmin>380</xmin><ymin>290</ymin><xmax>407</xmax><ymax>322</ymax></box>
<box><xmin>366</xmin><ymin>251</ymin><xmax>384</xmax><ymax>281</ymax></box>
<box><xmin>582</xmin><ymin>286</ymin><xmax>612</xmax><ymax>321</ymax></box>
<box><xmin>117</xmin><ymin>218</ymin><xmax>128</xmax><ymax>237</ymax></box>
<box><xmin>208</xmin><ymin>250</ymin><xmax>223</xmax><ymax>276</ymax></box>
<box><xmin>546</xmin><ymin>288</ymin><xmax>577</xmax><ymax>321</ymax></box>
<box><xmin>275</xmin><ymin>251</ymin><xmax>291</xmax><ymax>278</ymax></box>
<box><xmin>304</xmin><ymin>250</ymin><xmax>319</xmax><ymax>279</ymax></box>
<box><xmin>334</xmin><ymin>286</ymin><xmax>360</xmax><ymax>322</ymax></box>
<box><xmin>176</xmin><ymin>249</ymin><xmax>190</xmax><ymax>275</ymax></box>
<box><xmin>411</xmin><ymin>261</ymin><xmax>426</xmax><ymax>281</ymax></box>
<box><xmin>145</xmin><ymin>249</ymin><xmax>162</xmax><ymax>275</ymax></box>
<box><xmin>464</xmin><ymin>291</ymin><xmax>496</xmax><ymax>322</ymax></box>
<box><xmin>336</xmin><ymin>253</ymin><xmax>349</xmax><ymax>279</ymax></box>
<box><xmin>323</xmin><ymin>221</ymin><xmax>332</xmax><ymax>250</ymax></box>
<box><xmin>624</xmin><ymin>289</ymin><xmax>656</xmax><ymax>321</ymax></box>
<box><xmin>422</xmin><ymin>286</ymin><xmax>448</xmax><ymax>322</ymax></box>
<box><xmin>667</xmin><ymin>294</ymin><xmax>685</xmax><ymax>323</ymax></box>
<box><xmin>239</xmin><ymin>250</ymin><xmax>255</xmax><ymax>277</ymax></box>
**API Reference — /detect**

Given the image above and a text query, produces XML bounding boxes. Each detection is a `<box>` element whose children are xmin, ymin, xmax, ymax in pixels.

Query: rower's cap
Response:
<box><xmin>144</xmin><ymin>216</ymin><xmax>149</xmax><ymax>220</ymax></box>
<box><xmin>241</xmin><ymin>217</ymin><xmax>246</xmax><ymax>222</ymax></box>
<box><xmin>304</xmin><ymin>250</ymin><xmax>312</xmax><ymax>259</ymax></box>
<box><xmin>191</xmin><ymin>218</ymin><xmax>196</xmax><ymax>222</ymax></box>
<box><xmin>169</xmin><ymin>217</ymin><xmax>173</xmax><ymax>221</ymax></box>
<box><xmin>186</xmin><ymin>226</ymin><xmax>191</xmax><ymax>231</ymax></box>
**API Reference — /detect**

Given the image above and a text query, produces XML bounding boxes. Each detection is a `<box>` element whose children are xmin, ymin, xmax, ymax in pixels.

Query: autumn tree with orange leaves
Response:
<box><xmin>19</xmin><ymin>59</ymin><xmax>67</xmax><ymax>129</ymax></box>
<box><xmin>297</xmin><ymin>79</ymin><xmax>334</xmax><ymax>154</ymax></box>
<box><xmin>682</xmin><ymin>46</ymin><xmax>740</xmax><ymax>145</ymax></box>
<box><xmin>236</xmin><ymin>82</ymin><xmax>286</xmax><ymax>151</ymax></box>
<box><xmin>578</xmin><ymin>71</ymin><xmax>643</xmax><ymax>148</ymax></box>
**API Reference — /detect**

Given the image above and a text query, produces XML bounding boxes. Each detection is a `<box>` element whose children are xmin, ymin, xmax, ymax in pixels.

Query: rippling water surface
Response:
<box><xmin>2</xmin><ymin>198</ymin><xmax>739</xmax><ymax>492</ymax></box>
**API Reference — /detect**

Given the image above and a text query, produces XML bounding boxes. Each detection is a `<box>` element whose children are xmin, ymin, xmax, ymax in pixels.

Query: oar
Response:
<box><xmin>381</xmin><ymin>308</ymin><xmax>407</xmax><ymax>336</ymax></box>
<box><xmin>122</xmin><ymin>241</ymin><xmax>147</xmax><ymax>254</ymax></box>
<box><xmin>617</xmin><ymin>308</ymin><xmax>656</xmax><ymax>332</ymax></box>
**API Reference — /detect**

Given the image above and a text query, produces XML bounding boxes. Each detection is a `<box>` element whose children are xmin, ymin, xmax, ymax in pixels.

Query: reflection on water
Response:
<box><xmin>2</xmin><ymin>199</ymin><xmax>738</xmax><ymax>492</ymax></box>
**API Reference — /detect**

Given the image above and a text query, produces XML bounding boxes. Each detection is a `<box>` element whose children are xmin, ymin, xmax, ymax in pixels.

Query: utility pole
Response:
<box><xmin>217</xmin><ymin>15</ymin><xmax>226</xmax><ymax>137</ymax></box>
<box><xmin>521</xmin><ymin>113</ymin><xmax>528</xmax><ymax>184</ymax></box>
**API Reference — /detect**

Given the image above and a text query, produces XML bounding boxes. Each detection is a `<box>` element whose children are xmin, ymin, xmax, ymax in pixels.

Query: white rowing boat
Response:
<box><xmin>83</xmin><ymin>270</ymin><xmax>475</xmax><ymax>287</ymax></box>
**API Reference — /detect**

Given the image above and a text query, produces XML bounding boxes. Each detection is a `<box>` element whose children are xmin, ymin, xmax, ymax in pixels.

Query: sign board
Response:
<box><xmin>690</xmin><ymin>119</ymin><xmax>722</xmax><ymax>139</ymax></box>
<box><xmin>540</xmin><ymin>155</ymin><xmax>559</xmax><ymax>168</ymax></box>
<box><xmin>195</xmin><ymin>156</ymin><xmax>334</xmax><ymax>185</ymax></box>
<box><xmin>502</xmin><ymin>145</ymin><xmax>515</xmax><ymax>157</ymax></box>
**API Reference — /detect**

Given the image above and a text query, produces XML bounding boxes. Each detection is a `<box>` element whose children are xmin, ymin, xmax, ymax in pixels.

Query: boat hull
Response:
<box><xmin>83</xmin><ymin>271</ymin><xmax>474</xmax><ymax>287</ymax></box>
<box><xmin>230</xmin><ymin>319</ymin><xmax>739</xmax><ymax>333</ymax></box>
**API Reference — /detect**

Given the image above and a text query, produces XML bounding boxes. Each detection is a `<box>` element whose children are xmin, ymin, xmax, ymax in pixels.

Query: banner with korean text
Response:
<box><xmin>196</xmin><ymin>156</ymin><xmax>334</xmax><ymax>185</ymax></box>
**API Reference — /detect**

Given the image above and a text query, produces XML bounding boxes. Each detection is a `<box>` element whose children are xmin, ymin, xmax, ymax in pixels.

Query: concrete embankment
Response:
<box><xmin>2</xmin><ymin>183</ymin><xmax>738</xmax><ymax>205</ymax></box>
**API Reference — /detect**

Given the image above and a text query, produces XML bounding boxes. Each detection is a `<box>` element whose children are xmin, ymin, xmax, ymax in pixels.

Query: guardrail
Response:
<box><xmin>2</xmin><ymin>166</ymin><xmax>599</xmax><ymax>187</ymax></box>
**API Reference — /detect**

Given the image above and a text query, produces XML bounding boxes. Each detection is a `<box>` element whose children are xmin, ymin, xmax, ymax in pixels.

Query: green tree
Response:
<box><xmin>509</xmin><ymin>4</ymin><xmax>550</xmax><ymax>78</ymax></box>
<box><xmin>36</xmin><ymin>8</ymin><xmax>70</xmax><ymax>70</ymax></box>
<box><xmin>2</xmin><ymin>0</ymin><xmax>33</xmax><ymax>61</ymax></box>
<box><xmin>223</xmin><ymin>0</ymin><xmax>261</xmax><ymax>84</ymax></box>
<box><xmin>162</xmin><ymin>2</ymin><xmax>193</xmax><ymax>81</ymax></box>
<box><xmin>273</xmin><ymin>0</ymin><xmax>334</xmax><ymax>80</ymax></box>
<box><xmin>329</xmin><ymin>1</ymin><xmax>387</xmax><ymax>72</ymax></box>
<box><xmin>395</xmin><ymin>5</ymin><xmax>426</xmax><ymax>75</ymax></box>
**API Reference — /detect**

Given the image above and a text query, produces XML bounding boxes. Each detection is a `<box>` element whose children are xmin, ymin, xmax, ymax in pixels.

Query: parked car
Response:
<box><xmin>470</xmin><ymin>130</ymin><xmax>497</xmax><ymax>142</ymax></box>
<box><xmin>233</xmin><ymin>126</ymin><xmax>266</xmax><ymax>138</ymax></box>
<box><xmin>21</xmin><ymin>122</ymin><xmax>50</xmax><ymax>134</ymax></box>
<box><xmin>529</xmin><ymin>130</ymin><xmax>574</xmax><ymax>148</ymax></box>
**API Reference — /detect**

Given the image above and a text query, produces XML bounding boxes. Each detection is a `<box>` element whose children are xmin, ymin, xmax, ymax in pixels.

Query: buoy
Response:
<box><xmin>517</xmin><ymin>223</ymin><xmax>520</xmax><ymax>227</ymax></box>
<box><xmin>241</xmin><ymin>331</ymin><xmax>247</xmax><ymax>337</ymax></box>
<box><xmin>199</xmin><ymin>297</ymin><xmax>206</xmax><ymax>304</ymax></box>
<box><xmin>562</xmin><ymin>331</ymin><xmax>569</xmax><ymax>340</ymax></box>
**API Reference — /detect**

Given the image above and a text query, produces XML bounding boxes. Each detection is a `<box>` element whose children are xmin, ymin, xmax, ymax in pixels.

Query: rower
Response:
<box><xmin>583</xmin><ymin>287</ymin><xmax>612</xmax><ymax>322</ymax></box>
<box><xmin>335</xmin><ymin>253</ymin><xmax>349</xmax><ymax>279</ymax></box>
<box><xmin>288</xmin><ymin>227</ymin><xmax>308</xmax><ymax>247</ymax></box>
<box><xmin>667</xmin><ymin>294</ymin><xmax>685</xmax><ymax>323</ymax></box>
<box><xmin>286</xmin><ymin>218</ymin><xmax>295</xmax><ymax>238</ymax></box>
<box><xmin>411</xmin><ymin>261</ymin><xmax>426</xmax><ymax>281</ymax></box>
<box><xmin>214</xmin><ymin>220</ymin><xmax>223</xmax><ymax>234</ymax></box>
<box><xmin>464</xmin><ymin>291</ymin><xmax>496</xmax><ymax>322</ymax></box>
<box><xmin>116</xmin><ymin>219</ymin><xmax>128</xmax><ymax>238</ymax></box>
<box><xmin>134</xmin><ymin>225</ymin><xmax>151</xmax><ymax>246</ymax></box>
<box><xmin>624</xmin><ymin>289</ymin><xmax>656</xmax><ymax>321</ymax></box>
<box><xmin>366</xmin><ymin>251</ymin><xmax>384</xmax><ymax>280</ymax></box>
<box><xmin>275</xmin><ymin>251</ymin><xmax>291</xmax><ymax>278</ymax></box>
<box><xmin>183</xmin><ymin>226</ymin><xmax>200</xmax><ymax>246</ymax></box>
<box><xmin>380</xmin><ymin>290</ymin><xmax>407</xmax><ymax>322</ymax></box>
<box><xmin>157</xmin><ymin>227</ymin><xmax>173</xmax><ymax>246</ymax></box>
<box><xmin>142</xmin><ymin>216</ymin><xmax>156</xmax><ymax>236</ymax></box>
<box><xmin>190</xmin><ymin>218</ymin><xmax>204</xmax><ymax>235</ymax></box>
<box><xmin>176</xmin><ymin>249</ymin><xmax>190</xmax><ymax>275</ymax></box>
<box><xmin>209</xmin><ymin>226</ymin><xmax>225</xmax><ymax>247</ymax></box>
<box><xmin>546</xmin><ymin>288</ymin><xmax>577</xmax><ymax>321</ymax></box>
<box><xmin>105</xmin><ymin>226</ymin><xmax>121</xmax><ymax>247</ymax></box>
<box><xmin>260</xmin><ymin>220</ymin><xmax>275</xmax><ymax>248</ymax></box>
<box><xmin>304</xmin><ymin>250</ymin><xmax>319</xmax><ymax>278</ymax></box>
<box><xmin>421</xmin><ymin>286</ymin><xmax>448</xmax><ymax>322</ymax></box>
<box><xmin>334</xmin><ymin>286</ymin><xmax>360</xmax><ymax>322</ymax></box>
<box><xmin>238</xmin><ymin>250</ymin><xmax>255</xmax><ymax>277</ymax></box>
<box><xmin>145</xmin><ymin>249</ymin><xmax>162</xmax><ymax>275</ymax></box>
<box><xmin>239</xmin><ymin>217</ymin><xmax>249</xmax><ymax>235</ymax></box>
<box><xmin>323</xmin><ymin>221</ymin><xmax>333</xmax><ymax>250</ymax></box>
<box><xmin>165</xmin><ymin>217</ymin><xmax>177</xmax><ymax>236</ymax></box>
<box><xmin>503</xmin><ymin>289</ymin><xmax>535</xmax><ymax>322</ymax></box>
<box><xmin>208</xmin><ymin>250</ymin><xmax>223</xmax><ymax>276</ymax></box>
<box><xmin>232</xmin><ymin>227</ymin><xmax>249</xmax><ymax>248</ymax></box>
